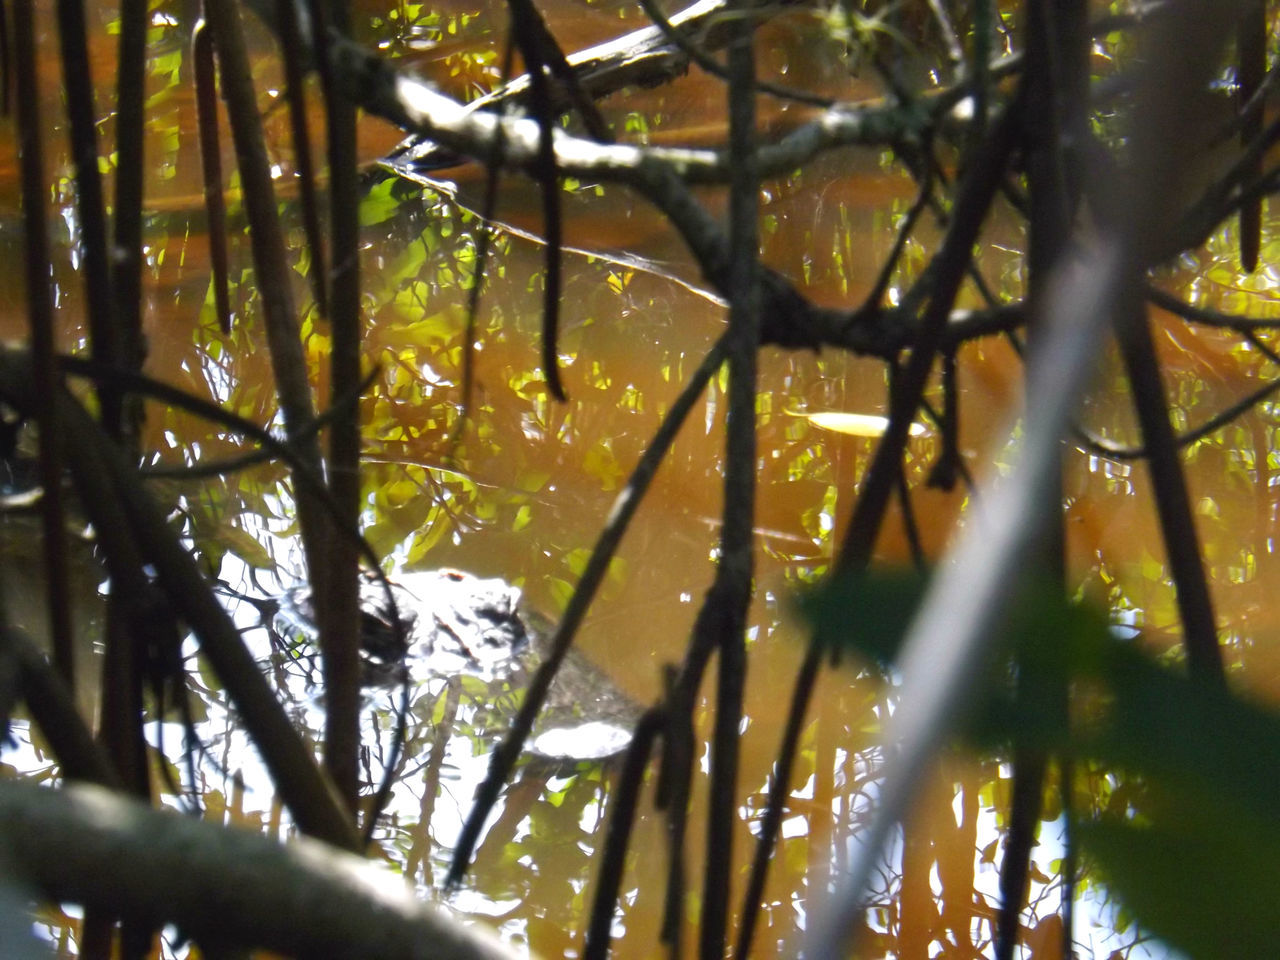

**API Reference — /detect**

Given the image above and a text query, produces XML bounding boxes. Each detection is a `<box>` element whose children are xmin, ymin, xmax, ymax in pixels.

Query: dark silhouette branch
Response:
<box><xmin>698</xmin><ymin>21</ymin><xmax>759</xmax><ymax>958</ymax></box>
<box><xmin>583</xmin><ymin>707</ymin><xmax>664</xmax><ymax>960</ymax></box>
<box><xmin>1115</xmin><ymin>305</ymin><xmax>1225</xmax><ymax>684</ymax></box>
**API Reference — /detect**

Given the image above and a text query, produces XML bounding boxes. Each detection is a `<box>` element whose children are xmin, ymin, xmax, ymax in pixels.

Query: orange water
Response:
<box><xmin>3</xmin><ymin>2</ymin><xmax>1279</xmax><ymax>958</ymax></box>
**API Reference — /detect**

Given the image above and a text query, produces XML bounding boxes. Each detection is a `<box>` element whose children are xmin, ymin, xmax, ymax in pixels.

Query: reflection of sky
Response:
<box><xmin>823</xmin><ymin>798</ymin><xmax>1185</xmax><ymax>959</ymax></box>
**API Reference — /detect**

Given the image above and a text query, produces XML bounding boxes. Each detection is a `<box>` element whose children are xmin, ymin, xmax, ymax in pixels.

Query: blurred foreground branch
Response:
<box><xmin>0</xmin><ymin>780</ymin><xmax>521</xmax><ymax>960</ymax></box>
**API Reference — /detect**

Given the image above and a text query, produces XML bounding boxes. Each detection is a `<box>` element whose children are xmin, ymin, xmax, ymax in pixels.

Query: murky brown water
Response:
<box><xmin>3</xmin><ymin>1</ymin><xmax>1280</xmax><ymax>958</ymax></box>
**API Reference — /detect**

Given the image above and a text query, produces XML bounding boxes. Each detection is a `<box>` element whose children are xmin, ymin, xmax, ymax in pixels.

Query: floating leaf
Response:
<box><xmin>798</xmin><ymin>411</ymin><xmax>929</xmax><ymax>438</ymax></box>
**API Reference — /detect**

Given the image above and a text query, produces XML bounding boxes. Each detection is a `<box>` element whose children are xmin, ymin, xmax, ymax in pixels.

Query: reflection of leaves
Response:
<box><xmin>512</xmin><ymin>504</ymin><xmax>533</xmax><ymax>532</ymax></box>
<box><xmin>516</xmin><ymin>470</ymin><xmax>550</xmax><ymax>494</ymax></box>
<box><xmin>582</xmin><ymin>440</ymin><xmax>624</xmax><ymax>491</ymax></box>
<box><xmin>797</xmin><ymin>568</ymin><xmax>1280</xmax><ymax>958</ymax></box>
<box><xmin>405</xmin><ymin>517</ymin><xmax>450</xmax><ymax>565</ymax></box>
<box><xmin>547</xmin><ymin>577</ymin><xmax>574</xmax><ymax>611</ymax></box>
<box><xmin>383</xmin><ymin>309</ymin><xmax>459</xmax><ymax>349</ymax></box>
<box><xmin>203</xmin><ymin>518</ymin><xmax>275</xmax><ymax>571</ymax></box>
<box><xmin>359</xmin><ymin>179</ymin><xmax>402</xmax><ymax>228</ymax></box>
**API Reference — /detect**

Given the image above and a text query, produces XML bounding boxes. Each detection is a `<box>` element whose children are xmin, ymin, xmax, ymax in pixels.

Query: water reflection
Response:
<box><xmin>4</xmin><ymin>1</ymin><xmax>1279</xmax><ymax>958</ymax></box>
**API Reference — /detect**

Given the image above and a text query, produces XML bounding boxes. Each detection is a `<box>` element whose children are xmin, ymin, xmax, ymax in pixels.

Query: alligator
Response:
<box><xmin>269</xmin><ymin>569</ymin><xmax>641</xmax><ymax>766</ymax></box>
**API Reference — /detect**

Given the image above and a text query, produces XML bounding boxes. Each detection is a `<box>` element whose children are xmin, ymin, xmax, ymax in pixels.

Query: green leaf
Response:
<box><xmin>795</xmin><ymin>567</ymin><xmax>928</xmax><ymax>669</ymax></box>
<box><xmin>1080</xmin><ymin>812</ymin><xmax>1280</xmax><ymax>960</ymax></box>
